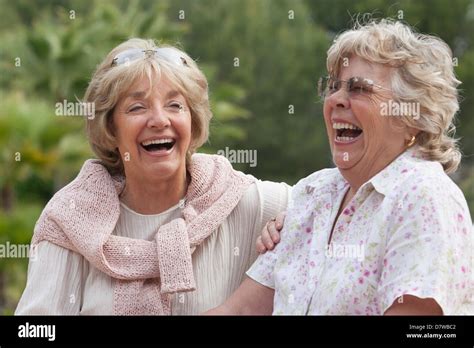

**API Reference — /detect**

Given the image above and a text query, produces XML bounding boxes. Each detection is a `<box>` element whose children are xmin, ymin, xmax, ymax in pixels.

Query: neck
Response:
<box><xmin>121</xmin><ymin>169</ymin><xmax>188</xmax><ymax>215</ymax></box>
<box><xmin>338</xmin><ymin>169</ymin><xmax>363</xmax><ymax>194</ymax></box>
<box><xmin>339</xmin><ymin>146</ymin><xmax>406</xmax><ymax>194</ymax></box>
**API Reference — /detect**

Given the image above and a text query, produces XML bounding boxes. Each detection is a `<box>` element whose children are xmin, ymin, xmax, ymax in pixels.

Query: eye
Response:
<box><xmin>327</xmin><ymin>79</ymin><xmax>340</xmax><ymax>93</ymax></box>
<box><xmin>349</xmin><ymin>78</ymin><xmax>373</xmax><ymax>94</ymax></box>
<box><xmin>127</xmin><ymin>104</ymin><xmax>146</xmax><ymax>113</ymax></box>
<box><xmin>168</xmin><ymin>101</ymin><xmax>185</xmax><ymax>111</ymax></box>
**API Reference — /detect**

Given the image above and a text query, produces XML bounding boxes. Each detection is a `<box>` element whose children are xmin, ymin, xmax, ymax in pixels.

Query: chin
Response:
<box><xmin>334</xmin><ymin>160</ymin><xmax>355</xmax><ymax>170</ymax></box>
<box><xmin>146</xmin><ymin>160</ymin><xmax>182</xmax><ymax>178</ymax></box>
<box><xmin>333</xmin><ymin>151</ymin><xmax>360</xmax><ymax>170</ymax></box>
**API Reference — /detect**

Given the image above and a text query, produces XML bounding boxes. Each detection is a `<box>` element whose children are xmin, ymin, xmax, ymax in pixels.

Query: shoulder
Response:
<box><xmin>33</xmin><ymin>159</ymin><xmax>121</xmax><ymax>245</ymax></box>
<box><xmin>383</xmin><ymin>158</ymin><xmax>469</xmax><ymax>215</ymax></box>
<box><xmin>230</xmin><ymin>178</ymin><xmax>290</xmax><ymax>227</ymax></box>
<box><xmin>251</xmin><ymin>179</ymin><xmax>291</xmax><ymax>203</ymax></box>
<box><xmin>46</xmin><ymin>159</ymin><xmax>120</xmax><ymax>205</ymax></box>
<box><xmin>375</xmin><ymin>157</ymin><xmax>472</xmax><ymax>236</ymax></box>
<box><xmin>39</xmin><ymin>159</ymin><xmax>121</xmax><ymax>220</ymax></box>
<box><xmin>291</xmin><ymin>167</ymin><xmax>341</xmax><ymax>200</ymax></box>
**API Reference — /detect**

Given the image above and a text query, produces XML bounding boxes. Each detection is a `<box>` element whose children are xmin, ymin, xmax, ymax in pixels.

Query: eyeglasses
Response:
<box><xmin>317</xmin><ymin>76</ymin><xmax>390</xmax><ymax>98</ymax></box>
<box><xmin>111</xmin><ymin>47</ymin><xmax>189</xmax><ymax>67</ymax></box>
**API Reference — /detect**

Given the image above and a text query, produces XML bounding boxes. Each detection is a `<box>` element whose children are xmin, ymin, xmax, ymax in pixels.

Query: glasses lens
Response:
<box><xmin>111</xmin><ymin>48</ymin><xmax>188</xmax><ymax>68</ymax></box>
<box><xmin>328</xmin><ymin>78</ymin><xmax>339</xmax><ymax>93</ymax></box>
<box><xmin>318</xmin><ymin>76</ymin><xmax>336</xmax><ymax>98</ymax></box>
<box><xmin>112</xmin><ymin>48</ymin><xmax>148</xmax><ymax>67</ymax></box>
<box><xmin>157</xmin><ymin>47</ymin><xmax>188</xmax><ymax>67</ymax></box>
<box><xmin>348</xmin><ymin>77</ymin><xmax>374</xmax><ymax>94</ymax></box>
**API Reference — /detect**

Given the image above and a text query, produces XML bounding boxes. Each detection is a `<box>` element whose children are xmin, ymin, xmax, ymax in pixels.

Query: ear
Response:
<box><xmin>405</xmin><ymin>127</ymin><xmax>420</xmax><ymax>141</ymax></box>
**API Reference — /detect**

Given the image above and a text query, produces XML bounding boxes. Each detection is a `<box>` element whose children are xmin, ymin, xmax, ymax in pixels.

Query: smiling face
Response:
<box><xmin>112</xmin><ymin>75</ymin><xmax>192</xmax><ymax>184</ymax></box>
<box><xmin>323</xmin><ymin>55</ymin><xmax>409</xmax><ymax>187</ymax></box>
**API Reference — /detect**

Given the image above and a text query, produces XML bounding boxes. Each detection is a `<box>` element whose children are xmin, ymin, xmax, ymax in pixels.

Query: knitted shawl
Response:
<box><xmin>31</xmin><ymin>153</ymin><xmax>254</xmax><ymax>315</ymax></box>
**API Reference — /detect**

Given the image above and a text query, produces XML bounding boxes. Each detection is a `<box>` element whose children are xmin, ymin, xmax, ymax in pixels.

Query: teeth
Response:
<box><xmin>141</xmin><ymin>138</ymin><xmax>174</xmax><ymax>146</ymax></box>
<box><xmin>332</xmin><ymin>122</ymin><xmax>361</xmax><ymax>130</ymax></box>
<box><xmin>336</xmin><ymin>136</ymin><xmax>357</xmax><ymax>142</ymax></box>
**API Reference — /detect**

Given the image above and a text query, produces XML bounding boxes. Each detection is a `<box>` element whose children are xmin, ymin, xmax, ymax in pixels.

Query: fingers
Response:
<box><xmin>261</xmin><ymin>223</ymin><xmax>275</xmax><ymax>250</ymax></box>
<box><xmin>256</xmin><ymin>213</ymin><xmax>287</xmax><ymax>254</ymax></box>
<box><xmin>267</xmin><ymin>219</ymin><xmax>281</xmax><ymax>244</ymax></box>
<box><xmin>256</xmin><ymin>236</ymin><xmax>267</xmax><ymax>254</ymax></box>
<box><xmin>275</xmin><ymin>211</ymin><xmax>286</xmax><ymax>230</ymax></box>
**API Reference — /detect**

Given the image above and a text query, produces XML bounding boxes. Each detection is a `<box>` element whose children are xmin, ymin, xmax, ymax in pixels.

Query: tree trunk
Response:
<box><xmin>0</xmin><ymin>184</ymin><xmax>13</xmax><ymax>213</ymax></box>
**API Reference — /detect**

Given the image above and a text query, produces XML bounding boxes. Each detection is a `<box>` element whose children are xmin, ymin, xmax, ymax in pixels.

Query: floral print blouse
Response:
<box><xmin>247</xmin><ymin>147</ymin><xmax>473</xmax><ymax>315</ymax></box>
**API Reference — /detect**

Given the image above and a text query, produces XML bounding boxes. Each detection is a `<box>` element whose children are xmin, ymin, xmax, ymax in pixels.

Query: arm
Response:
<box><xmin>384</xmin><ymin>295</ymin><xmax>443</xmax><ymax>315</ymax></box>
<box><xmin>250</xmin><ymin>180</ymin><xmax>290</xmax><ymax>255</ymax></box>
<box><xmin>255</xmin><ymin>215</ymin><xmax>444</xmax><ymax>316</ymax></box>
<box><xmin>205</xmin><ymin>277</ymin><xmax>274</xmax><ymax>315</ymax></box>
<box><xmin>205</xmin><ymin>181</ymin><xmax>287</xmax><ymax>315</ymax></box>
<box><xmin>15</xmin><ymin>241</ymin><xmax>84</xmax><ymax>315</ymax></box>
<box><xmin>377</xmin><ymin>177</ymin><xmax>472</xmax><ymax>315</ymax></box>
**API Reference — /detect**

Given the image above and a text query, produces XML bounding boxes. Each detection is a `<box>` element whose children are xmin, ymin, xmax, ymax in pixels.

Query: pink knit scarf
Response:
<box><xmin>31</xmin><ymin>153</ymin><xmax>254</xmax><ymax>315</ymax></box>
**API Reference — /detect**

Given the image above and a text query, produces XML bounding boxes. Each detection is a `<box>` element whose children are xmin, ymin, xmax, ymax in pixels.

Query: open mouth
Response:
<box><xmin>333</xmin><ymin>122</ymin><xmax>363</xmax><ymax>143</ymax></box>
<box><xmin>140</xmin><ymin>138</ymin><xmax>176</xmax><ymax>153</ymax></box>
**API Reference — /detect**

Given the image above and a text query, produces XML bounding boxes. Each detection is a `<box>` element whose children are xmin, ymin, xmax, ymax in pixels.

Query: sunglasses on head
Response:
<box><xmin>111</xmin><ymin>47</ymin><xmax>189</xmax><ymax>68</ymax></box>
<box><xmin>317</xmin><ymin>76</ymin><xmax>390</xmax><ymax>98</ymax></box>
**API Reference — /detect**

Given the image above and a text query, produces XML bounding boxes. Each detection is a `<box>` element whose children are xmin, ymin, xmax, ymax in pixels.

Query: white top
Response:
<box><xmin>16</xmin><ymin>180</ymin><xmax>290</xmax><ymax>315</ymax></box>
<box><xmin>248</xmin><ymin>148</ymin><xmax>473</xmax><ymax>315</ymax></box>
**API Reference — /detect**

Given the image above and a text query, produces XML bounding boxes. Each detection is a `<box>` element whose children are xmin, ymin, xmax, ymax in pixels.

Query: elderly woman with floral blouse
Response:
<box><xmin>208</xmin><ymin>19</ymin><xmax>473</xmax><ymax>315</ymax></box>
<box><xmin>15</xmin><ymin>39</ymin><xmax>289</xmax><ymax>315</ymax></box>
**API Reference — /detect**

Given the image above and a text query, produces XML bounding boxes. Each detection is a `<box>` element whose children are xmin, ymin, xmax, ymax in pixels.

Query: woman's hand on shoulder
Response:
<box><xmin>256</xmin><ymin>211</ymin><xmax>286</xmax><ymax>254</ymax></box>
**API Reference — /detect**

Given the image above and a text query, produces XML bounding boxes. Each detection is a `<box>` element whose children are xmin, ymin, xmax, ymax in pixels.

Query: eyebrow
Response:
<box><xmin>125</xmin><ymin>90</ymin><xmax>182</xmax><ymax>100</ymax></box>
<box><xmin>126</xmin><ymin>91</ymin><xmax>147</xmax><ymax>99</ymax></box>
<box><xmin>165</xmin><ymin>90</ymin><xmax>182</xmax><ymax>99</ymax></box>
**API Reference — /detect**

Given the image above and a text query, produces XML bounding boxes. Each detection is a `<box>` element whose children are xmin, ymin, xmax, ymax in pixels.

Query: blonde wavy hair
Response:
<box><xmin>83</xmin><ymin>38</ymin><xmax>212</xmax><ymax>175</ymax></box>
<box><xmin>327</xmin><ymin>18</ymin><xmax>461</xmax><ymax>173</ymax></box>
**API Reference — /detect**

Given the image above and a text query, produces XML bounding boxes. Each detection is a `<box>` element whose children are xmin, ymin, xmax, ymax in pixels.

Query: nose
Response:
<box><xmin>325</xmin><ymin>86</ymin><xmax>350</xmax><ymax>110</ymax></box>
<box><xmin>147</xmin><ymin>105</ymin><xmax>171</xmax><ymax>129</ymax></box>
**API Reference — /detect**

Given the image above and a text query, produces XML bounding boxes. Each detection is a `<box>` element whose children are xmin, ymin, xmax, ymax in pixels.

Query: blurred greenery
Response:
<box><xmin>0</xmin><ymin>0</ymin><xmax>473</xmax><ymax>314</ymax></box>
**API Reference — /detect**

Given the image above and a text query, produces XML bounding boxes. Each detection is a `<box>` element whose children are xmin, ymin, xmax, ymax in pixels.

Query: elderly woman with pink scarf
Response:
<box><xmin>15</xmin><ymin>39</ymin><xmax>290</xmax><ymax>315</ymax></box>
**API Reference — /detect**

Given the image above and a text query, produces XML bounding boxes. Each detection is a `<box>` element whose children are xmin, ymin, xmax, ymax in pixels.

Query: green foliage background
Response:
<box><xmin>0</xmin><ymin>0</ymin><xmax>473</xmax><ymax>314</ymax></box>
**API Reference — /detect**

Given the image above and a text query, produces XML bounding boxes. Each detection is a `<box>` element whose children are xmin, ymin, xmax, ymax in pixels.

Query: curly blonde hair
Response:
<box><xmin>83</xmin><ymin>38</ymin><xmax>212</xmax><ymax>175</ymax></box>
<box><xmin>327</xmin><ymin>18</ymin><xmax>461</xmax><ymax>173</ymax></box>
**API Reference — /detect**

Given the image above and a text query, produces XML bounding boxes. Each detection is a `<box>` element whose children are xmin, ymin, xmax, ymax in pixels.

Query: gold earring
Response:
<box><xmin>406</xmin><ymin>135</ymin><xmax>416</xmax><ymax>147</ymax></box>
